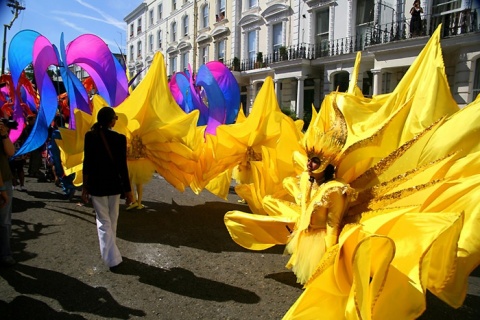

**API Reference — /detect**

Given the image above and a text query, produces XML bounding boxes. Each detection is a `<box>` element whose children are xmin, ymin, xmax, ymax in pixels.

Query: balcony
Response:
<box><xmin>368</xmin><ymin>11</ymin><xmax>477</xmax><ymax>44</ymax></box>
<box><xmin>222</xmin><ymin>10</ymin><xmax>478</xmax><ymax>72</ymax></box>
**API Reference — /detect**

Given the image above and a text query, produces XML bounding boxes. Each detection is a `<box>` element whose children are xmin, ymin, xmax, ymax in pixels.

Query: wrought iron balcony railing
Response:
<box><xmin>222</xmin><ymin>9</ymin><xmax>478</xmax><ymax>72</ymax></box>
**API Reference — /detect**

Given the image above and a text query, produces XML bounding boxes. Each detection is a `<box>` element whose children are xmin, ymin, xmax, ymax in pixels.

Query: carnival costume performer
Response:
<box><xmin>283</xmin><ymin>103</ymin><xmax>356</xmax><ymax>285</ymax></box>
<box><xmin>226</xmin><ymin>26</ymin><xmax>479</xmax><ymax>318</ymax></box>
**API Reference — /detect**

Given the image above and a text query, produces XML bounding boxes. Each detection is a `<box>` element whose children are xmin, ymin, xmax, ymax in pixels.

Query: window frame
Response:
<box><xmin>473</xmin><ymin>58</ymin><xmax>480</xmax><ymax>102</ymax></box>
<box><xmin>137</xmin><ymin>17</ymin><xmax>142</xmax><ymax>34</ymax></box>
<box><xmin>183</xmin><ymin>15</ymin><xmax>189</xmax><ymax>36</ymax></box>
<box><xmin>157</xmin><ymin>30</ymin><xmax>163</xmax><ymax>49</ymax></box>
<box><xmin>247</xmin><ymin>30</ymin><xmax>256</xmax><ymax>61</ymax></box>
<box><xmin>172</xmin><ymin>21</ymin><xmax>177</xmax><ymax>42</ymax></box>
<box><xmin>158</xmin><ymin>3</ymin><xmax>163</xmax><ymax>20</ymax></box>
<box><xmin>202</xmin><ymin>5</ymin><xmax>209</xmax><ymax>28</ymax></box>
<box><xmin>217</xmin><ymin>39</ymin><xmax>225</xmax><ymax>62</ymax></box>
<box><xmin>149</xmin><ymin>34</ymin><xmax>154</xmax><ymax>52</ymax></box>
<box><xmin>272</xmin><ymin>23</ymin><xmax>282</xmax><ymax>52</ymax></box>
<box><xmin>137</xmin><ymin>41</ymin><xmax>142</xmax><ymax>57</ymax></box>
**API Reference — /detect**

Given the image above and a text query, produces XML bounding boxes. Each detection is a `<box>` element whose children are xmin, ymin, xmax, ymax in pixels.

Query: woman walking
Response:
<box><xmin>82</xmin><ymin>107</ymin><xmax>133</xmax><ymax>270</ymax></box>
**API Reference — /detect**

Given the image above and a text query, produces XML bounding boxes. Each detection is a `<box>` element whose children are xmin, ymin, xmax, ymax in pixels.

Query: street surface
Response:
<box><xmin>0</xmin><ymin>173</ymin><xmax>479</xmax><ymax>319</ymax></box>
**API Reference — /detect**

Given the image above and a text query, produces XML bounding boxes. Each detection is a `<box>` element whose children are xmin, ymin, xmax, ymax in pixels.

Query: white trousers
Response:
<box><xmin>91</xmin><ymin>195</ymin><xmax>122</xmax><ymax>267</ymax></box>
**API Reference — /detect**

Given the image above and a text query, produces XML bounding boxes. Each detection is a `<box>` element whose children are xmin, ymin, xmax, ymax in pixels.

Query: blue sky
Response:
<box><xmin>1</xmin><ymin>0</ymin><xmax>140</xmax><ymax>66</ymax></box>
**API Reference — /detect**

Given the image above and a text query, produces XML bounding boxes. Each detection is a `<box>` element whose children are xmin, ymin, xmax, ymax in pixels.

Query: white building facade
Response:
<box><xmin>125</xmin><ymin>0</ymin><xmax>480</xmax><ymax>122</ymax></box>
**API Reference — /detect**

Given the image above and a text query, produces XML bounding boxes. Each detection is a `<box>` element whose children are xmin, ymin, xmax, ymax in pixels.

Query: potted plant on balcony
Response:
<box><xmin>232</xmin><ymin>57</ymin><xmax>240</xmax><ymax>71</ymax></box>
<box><xmin>279</xmin><ymin>46</ymin><xmax>288</xmax><ymax>60</ymax></box>
<box><xmin>255</xmin><ymin>51</ymin><xmax>263</xmax><ymax>68</ymax></box>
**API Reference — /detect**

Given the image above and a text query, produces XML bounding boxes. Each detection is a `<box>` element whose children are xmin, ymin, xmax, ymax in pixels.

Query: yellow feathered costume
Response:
<box><xmin>225</xmin><ymin>26</ymin><xmax>479</xmax><ymax>319</ymax></box>
<box><xmin>57</xmin><ymin>53</ymin><xmax>200</xmax><ymax>201</ymax></box>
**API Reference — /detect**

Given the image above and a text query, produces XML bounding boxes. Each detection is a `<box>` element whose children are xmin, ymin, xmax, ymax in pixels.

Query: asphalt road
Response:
<box><xmin>1</xmin><ymin>173</ymin><xmax>479</xmax><ymax>319</ymax></box>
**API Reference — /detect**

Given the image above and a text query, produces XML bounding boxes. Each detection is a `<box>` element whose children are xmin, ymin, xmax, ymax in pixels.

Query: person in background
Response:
<box><xmin>25</xmin><ymin>114</ymin><xmax>45</xmax><ymax>180</ymax></box>
<box><xmin>82</xmin><ymin>107</ymin><xmax>133</xmax><ymax>270</ymax></box>
<box><xmin>48</xmin><ymin>115</ymin><xmax>76</xmax><ymax>200</ymax></box>
<box><xmin>10</xmin><ymin>124</ymin><xmax>28</xmax><ymax>191</ymax></box>
<box><xmin>410</xmin><ymin>0</ymin><xmax>424</xmax><ymax>37</ymax></box>
<box><xmin>0</xmin><ymin>121</ymin><xmax>16</xmax><ymax>267</ymax></box>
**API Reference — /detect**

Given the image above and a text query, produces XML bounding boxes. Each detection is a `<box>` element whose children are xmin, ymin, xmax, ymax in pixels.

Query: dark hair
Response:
<box><xmin>92</xmin><ymin>107</ymin><xmax>116</xmax><ymax>131</ymax></box>
<box><xmin>324</xmin><ymin>164</ymin><xmax>335</xmax><ymax>181</ymax></box>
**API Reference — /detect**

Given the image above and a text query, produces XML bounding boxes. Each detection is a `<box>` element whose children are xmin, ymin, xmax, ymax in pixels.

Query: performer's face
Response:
<box><xmin>307</xmin><ymin>157</ymin><xmax>321</xmax><ymax>173</ymax></box>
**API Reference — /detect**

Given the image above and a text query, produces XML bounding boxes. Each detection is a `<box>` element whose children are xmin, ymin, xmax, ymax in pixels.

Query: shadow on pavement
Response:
<box><xmin>12</xmin><ymin>196</ymin><xmax>46</xmax><ymax>213</ymax></box>
<box><xmin>110</xmin><ymin>257</ymin><xmax>260</xmax><ymax>303</ymax></box>
<box><xmin>0</xmin><ymin>264</ymin><xmax>146</xmax><ymax>319</ymax></box>
<box><xmin>265</xmin><ymin>271</ymin><xmax>302</xmax><ymax>289</ymax></box>
<box><xmin>0</xmin><ymin>296</ymin><xmax>86</xmax><ymax>320</ymax></box>
<box><xmin>117</xmin><ymin>199</ymin><xmax>271</xmax><ymax>254</ymax></box>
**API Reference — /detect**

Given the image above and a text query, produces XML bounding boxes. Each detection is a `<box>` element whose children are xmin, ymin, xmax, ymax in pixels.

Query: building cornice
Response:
<box><xmin>124</xmin><ymin>3</ymin><xmax>147</xmax><ymax>22</ymax></box>
<box><xmin>261</xmin><ymin>3</ymin><xmax>291</xmax><ymax>23</ymax></box>
<box><xmin>305</xmin><ymin>0</ymin><xmax>336</xmax><ymax>12</ymax></box>
<box><xmin>238</xmin><ymin>13</ymin><xmax>264</xmax><ymax>29</ymax></box>
<box><xmin>211</xmin><ymin>25</ymin><xmax>230</xmax><ymax>39</ymax></box>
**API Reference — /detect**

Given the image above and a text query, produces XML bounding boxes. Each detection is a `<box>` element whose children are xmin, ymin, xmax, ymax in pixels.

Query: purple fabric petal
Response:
<box><xmin>205</xmin><ymin>61</ymin><xmax>240</xmax><ymax>124</ymax></box>
<box><xmin>14</xmin><ymin>35</ymin><xmax>60</xmax><ymax>157</ymax></box>
<box><xmin>59</xmin><ymin>33</ymin><xmax>90</xmax><ymax>127</ymax></box>
<box><xmin>187</xmin><ymin>65</ymin><xmax>209</xmax><ymax>125</ymax></box>
<box><xmin>66</xmin><ymin>34</ymin><xmax>127</xmax><ymax>107</ymax></box>
<box><xmin>112</xmin><ymin>55</ymin><xmax>129</xmax><ymax>104</ymax></box>
<box><xmin>169</xmin><ymin>72</ymin><xmax>187</xmax><ymax>111</ymax></box>
<box><xmin>196</xmin><ymin>64</ymin><xmax>226</xmax><ymax>135</ymax></box>
<box><xmin>7</xmin><ymin>30</ymin><xmax>40</xmax><ymax>141</ymax></box>
<box><xmin>176</xmin><ymin>73</ymin><xmax>195</xmax><ymax>113</ymax></box>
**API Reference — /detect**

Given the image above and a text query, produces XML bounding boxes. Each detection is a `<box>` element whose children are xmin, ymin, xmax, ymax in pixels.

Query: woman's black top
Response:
<box><xmin>83</xmin><ymin>128</ymin><xmax>131</xmax><ymax>196</ymax></box>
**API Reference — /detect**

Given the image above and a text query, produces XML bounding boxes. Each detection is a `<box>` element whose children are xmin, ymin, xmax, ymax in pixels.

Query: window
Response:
<box><xmin>149</xmin><ymin>34</ymin><xmax>154</xmax><ymax>52</ymax></box>
<box><xmin>272</xmin><ymin>23</ymin><xmax>282</xmax><ymax>52</ymax></box>
<box><xmin>149</xmin><ymin>9</ymin><xmax>154</xmax><ymax>26</ymax></box>
<box><xmin>158</xmin><ymin>30</ymin><xmax>163</xmax><ymax>49</ymax></box>
<box><xmin>129</xmin><ymin>45</ymin><xmax>134</xmax><ymax>60</ymax></box>
<box><xmin>316</xmin><ymin>9</ymin><xmax>329</xmax><ymax>46</ymax></box>
<box><xmin>356</xmin><ymin>0</ymin><xmax>374</xmax><ymax>25</ymax></box>
<box><xmin>333</xmin><ymin>72</ymin><xmax>349</xmax><ymax>92</ymax></box>
<box><xmin>473</xmin><ymin>59</ymin><xmax>480</xmax><ymax>102</ymax></box>
<box><xmin>432</xmin><ymin>0</ymin><xmax>462</xmax><ymax>15</ymax></box>
<box><xmin>356</xmin><ymin>0</ymin><xmax>373</xmax><ymax>42</ymax></box>
<box><xmin>217</xmin><ymin>39</ymin><xmax>225</xmax><ymax>62</ymax></box>
<box><xmin>217</xmin><ymin>0</ymin><xmax>225</xmax><ymax>20</ymax></box>
<box><xmin>173</xmin><ymin>0</ymin><xmax>177</xmax><ymax>11</ymax></box>
<box><xmin>137</xmin><ymin>17</ymin><xmax>142</xmax><ymax>33</ymax></box>
<box><xmin>137</xmin><ymin>41</ymin><xmax>142</xmax><ymax>57</ymax></box>
<box><xmin>201</xmin><ymin>46</ymin><xmax>209</xmax><ymax>65</ymax></box>
<box><xmin>202</xmin><ymin>5</ymin><xmax>209</xmax><ymax>28</ymax></box>
<box><xmin>249</xmin><ymin>0</ymin><xmax>258</xmax><ymax>9</ymax></box>
<box><xmin>381</xmin><ymin>72</ymin><xmax>392</xmax><ymax>94</ymax></box>
<box><xmin>248</xmin><ymin>30</ymin><xmax>256</xmax><ymax>61</ymax></box>
<box><xmin>158</xmin><ymin>3</ymin><xmax>163</xmax><ymax>20</ymax></box>
<box><xmin>172</xmin><ymin>21</ymin><xmax>177</xmax><ymax>42</ymax></box>
<box><xmin>130</xmin><ymin>24</ymin><xmax>134</xmax><ymax>37</ymax></box>
<box><xmin>170</xmin><ymin>56</ymin><xmax>177</xmax><ymax>74</ymax></box>
<box><xmin>183</xmin><ymin>15</ymin><xmax>189</xmax><ymax>36</ymax></box>
<box><xmin>181</xmin><ymin>52</ymin><xmax>189</xmax><ymax>70</ymax></box>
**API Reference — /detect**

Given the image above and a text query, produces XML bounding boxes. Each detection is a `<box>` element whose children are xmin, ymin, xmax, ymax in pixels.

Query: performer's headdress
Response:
<box><xmin>304</xmin><ymin>98</ymin><xmax>347</xmax><ymax>174</ymax></box>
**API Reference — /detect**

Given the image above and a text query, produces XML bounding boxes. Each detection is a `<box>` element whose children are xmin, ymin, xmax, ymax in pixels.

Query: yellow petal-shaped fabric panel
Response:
<box><xmin>224</xmin><ymin>211</ymin><xmax>295</xmax><ymax>250</ymax></box>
